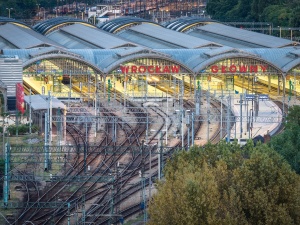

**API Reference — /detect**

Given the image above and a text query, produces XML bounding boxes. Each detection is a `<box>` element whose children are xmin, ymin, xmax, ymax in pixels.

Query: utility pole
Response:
<box><xmin>240</xmin><ymin>94</ymin><xmax>243</xmax><ymax>139</ymax></box>
<box><xmin>140</xmin><ymin>140</ymin><xmax>147</xmax><ymax>224</ymax></box>
<box><xmin>48</xmin><ymin>91</ymin><xmax>52</xmax><ymax>142</ymax></box>
<box><xmin>191</xmin><ymin>112</ymin><xmax>195</xmax><ymax>146</ymax></box>
<box><xmin>220</xmin><ymin>89</ymin><xmax>223</xmax><ymax>140</ymax></box>
<box><xmin>67</xmin><ymin>202</ymin><xmax>71</xmax><ymax>225</ymax></box>
<box><xmin>206</xmin><ymin>89</ymin><xmax>210</xmax><ymax>142</ymax></box>
<box><xmin>185</xmin><ymin>110</ymin><xmax>190</xmax><ymax>149</ymax></box>
<box><xmin>57</xmin><ymin>107</ymin><xmax>61</xmax><ymax>146</ymax></box>
<box><xmin>44</xmin><ymin>111</ymin><xmax>50</xmax><ymax>171</ymax></box>
<box><xmin>81</xmin><ymin>191</ymin><xmax>86</xmax><ymax>225</ymax></box>
<box><xmin>29</xmin><ymin>89</ymin><xmax>32</xmax><ymax>134</ymax></box>
<box><xmin>181</xmin><ymin>109</ymin><xmax>184</xmax><ymax>149</ymax></box>
<box><xmin>84</xmin><ymin>120</ymin><xmax>88</xmax><ymax>173</ymax></box>
<box><xmin>158</xmin><ymin>131</ymin><xmax>163</xmax><ymax>180</ymax></box>
<box><xmin>3</xmin><ymin>143</ymin><xmax>10</xmax><ymax>207</ymax></box>
<box><xmin>108</xmin><ymin>173</ymin><xmax>115</xmax><ymax>225</ymax></box>
<box><xmin>226</xmin><ymin>95</ymin><xmax>231</xmax><ymax>142</ymax></box>
<box><xmin>6</xmin><ymin>8</ymin><xmax>13</xmax><ymax>18</ymax></box>
<box><xmin>180</xmin><ymin>80</ymin><xmax>184</xmax><ymax>149</ymax></box>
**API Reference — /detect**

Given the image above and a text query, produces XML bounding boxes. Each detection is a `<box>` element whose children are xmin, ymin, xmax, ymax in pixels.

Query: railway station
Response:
<box><xmin>1</xmin><ymin>16</ymin><xmax>299</xmax><ymax>134</ymax></box>
<box><xmin>0</xmin><ymin>15</ymin><xmax>300</xmax><ymax>224</ymax></box>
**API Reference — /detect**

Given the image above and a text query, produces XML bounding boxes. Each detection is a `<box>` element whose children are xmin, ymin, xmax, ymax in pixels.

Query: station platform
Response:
<box><xmin>112</xmin><ymin>78</ymin><xmax>171</xmax><ymax>101</ymax></box>
<box><xmin>23</xmin><ymin>77</ymin><xmax>81</xmax><ymax>99</ymax></box>
<box><xmin>230</xmin><ymin>97</ymin><xmax>282</xmax><ymax>141</ymax></box>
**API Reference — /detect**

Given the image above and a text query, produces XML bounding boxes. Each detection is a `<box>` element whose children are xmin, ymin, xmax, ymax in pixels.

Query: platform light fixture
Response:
<box><xmin>6</xmin><ymin>8</ymin><xmax>13</xmax><ymax>18</ymax></box>
<box><xmin>289</xmin><ymin>28</ymin><xmax>293</xmax><ymax>41</ymax></box>
<box><xmin>277</xmin><ymin>26</ymin><xmax>281</xmax><ymax>38</ymax></box>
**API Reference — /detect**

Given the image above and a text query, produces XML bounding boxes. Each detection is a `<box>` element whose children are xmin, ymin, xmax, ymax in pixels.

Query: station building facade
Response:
<box><xmin>0</xmin><ymin>16</ymin><xmax>299</xmax><ymax>111</ymax></box>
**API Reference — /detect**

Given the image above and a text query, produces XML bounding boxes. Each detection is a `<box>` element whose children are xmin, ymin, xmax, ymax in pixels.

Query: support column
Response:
<box><xmin>3</xmin><ymin>143</ymin><xmax>10</xmax><ymax>207</ymax></box>
<box><xmin>206</xmin><ymin>89</ymin><xmax>210</xmax><ymax>142</ymax></box>
<box><xmin>282</xmin><ymin>73</ymin><xmax>286</xmax><ymax>116</ymax></box>
<box><xmin>240</xmin><ymin>94</ymin><xmax>243</xmax><ymax>139</ymax></box>
<box><xmin>191</xmin><ymin>112</ymin><xmax>194</xmax><ymax>146</ymax></box>
<box><xmin>44</xmin><ymin>112</ymin><xmax>50</xmax><ymax>171</ymax></box>
<box><xmin>226</xmin><ymin>95</ymin><xmax>231</xmax><ymax>142</ymax></box>
<box><xmin>63</xmin><ymin>105</ymin><xmax>67</xmax><ymax>143</ymax></box>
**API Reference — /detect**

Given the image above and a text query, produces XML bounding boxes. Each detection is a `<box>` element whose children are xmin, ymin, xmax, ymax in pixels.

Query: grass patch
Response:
<box><xmin>124</xmin><ymin>214</ymin><xmax>145</xmax><ymax>225</ymax></box>
<box><xmin>67</xmin><ymin>184</ymin><xmax>80</xmax><ymax>192</ymax></box>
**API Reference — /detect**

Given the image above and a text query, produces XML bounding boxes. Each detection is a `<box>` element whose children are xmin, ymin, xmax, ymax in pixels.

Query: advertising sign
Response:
<box><xmin>16</xmin><ymin>83</ymin><xmax>25</xmax><ymax>114</ymax></box>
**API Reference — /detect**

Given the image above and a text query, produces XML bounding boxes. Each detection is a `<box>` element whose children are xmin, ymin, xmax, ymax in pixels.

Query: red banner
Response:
<box><xmin>16</xmin><ymin>83</ymin><xmax>25</xmax><ymax>114</ymax></box>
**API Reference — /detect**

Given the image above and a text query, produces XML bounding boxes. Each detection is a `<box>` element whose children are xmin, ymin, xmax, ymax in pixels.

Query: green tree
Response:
<box><xmin>206</xmin><ymin>0</ymin><xmax>238</xmax><ymax>21</ymax></box>
<box><xmin>206</xmin><ymin>0</ymin><xmax>299</xmax><ymax>27</ymax></box>
<box><xmin>226</xmin><ymin>0</ymin><xmax>253</xmax><ymax>21</ymax></box>
<box><xmin>286</xmin><ymin>105</ymin><xmax>300</xmax><ymax>128</ymax></box>
<box><xmin>262</xmin><ymin>5</ymin><xmax>291</xmax><ymax>26</ymax></box>
<box><xmin>148</xmin><ymin>141</ymin><xmax>300</xmax><ymax>225</ymax></box>
<box><xmin>269</xmin><ymin>105</ymin><xmax>300</xmax><ymax>173</ymax></box>
<box><xmin>290</xmin><ymin>6</ymin><xmax>300</xmax><ymax>27</ymax></box>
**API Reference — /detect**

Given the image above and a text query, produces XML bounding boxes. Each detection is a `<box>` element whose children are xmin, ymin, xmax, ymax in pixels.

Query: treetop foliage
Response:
<box><xmin>148</xmin><ymin>141</ymin><xmax>300</xmax><ymax>225</ymax></box>
<box><xmin>206</xmin><ymin>0</ymin><xmax>300</xmax><ymax>27</ymax></box>
<box><xmin>268</xmin><ymin>105</ymin><xmax>300</xmax><ymax>174</ymax></box>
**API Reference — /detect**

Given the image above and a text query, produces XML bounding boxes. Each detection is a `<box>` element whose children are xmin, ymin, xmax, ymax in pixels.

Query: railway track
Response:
<box><xmin>21</xmin><ymin>102</ymin><xmax>148</xmax><ymax>224</ymax></box>
<box><xmin>92</xmin><ymin>98</ymin><xmax>227</xmax><ymax>224</ymax></box>
<box><xmin>26</xmin><ymin>93</ymin><xmax>226</xmax><ymax>224</ymax></box>
<box><xmin>14</xmin><ymin>121</ymin><xmax>86</xmax><ymax>223</ymax></box>
<box><xmin>16</xmin><ymin>76</ymin><xmax>253</xmax><ymax>224</ymax></box>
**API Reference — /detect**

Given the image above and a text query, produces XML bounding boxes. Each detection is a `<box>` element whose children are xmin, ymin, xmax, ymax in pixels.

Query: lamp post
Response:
<box><xmin>278</xmin><ymin>26</ymin><xmax>281</xmax><ymax>38</ymax></box>
<box><xmin>289</xmin><ymin>28</ymin><xmax>293</xmax><ymax>41</ymax></box>
<box><xmin>267</xmin><ymin>23</ymin><xmax>272</xmax><ymax>35</ymax></box>
<box><xmin>185</xmin><ymin>110</ymin><xmax>190</xmax><ymax>149</ymax></box>
<box><xmin>6</xmin><ymin>8</ymin><xmax>13</xmax><ymax>18</ymax></box>
<box><xmin>36</xmin><ymin>4</ymin><xmax>40</xmax><ymax>19</ymax></box>
<box><xmin>144</xmin><ymin>142</ymin><xmax>157</xmax><ymax>206</ymax></box>
<box><xmin>40</xmin><ymin>7</ymin><xmax>45</xmax><ymax>20</ymax></box>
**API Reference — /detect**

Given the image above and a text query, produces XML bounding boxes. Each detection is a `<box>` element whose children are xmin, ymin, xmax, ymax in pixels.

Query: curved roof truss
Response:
<box><xmin>0</xmin><ymin>16</ymin><xmax>31</xmax><ymax>29</ymax></box>
<box><xmin>104</xmin><ymin>53</ymin><xmax>193</xmax><ymax>75</ymax></box>
<box><xmin>194</xmin><ymin>53</ymin><xmax>282</xmax><ymax>75</ymax></box>
<box><xmin>33</xmin><ymin>17</ymin><xmax>95</xmax><ymax>35</ymax></box>
<box><xmin>281</xmin><ymin>59</ymin><xmax>300</xmax><ymax>74</ymax></box>
<box><xmin>163</xmin><ymin>17</ymin><xmax>216</xmax><ymax>32</ymax></box>
<box><xmin>23</xmin><ymin>53</ymin><xmax>103</xmax><ymax>76</ymax></box>
<box><xmin>98</xmin><ymin>16</ymin><xmax>159</xmax><ymax>33</ymax></box>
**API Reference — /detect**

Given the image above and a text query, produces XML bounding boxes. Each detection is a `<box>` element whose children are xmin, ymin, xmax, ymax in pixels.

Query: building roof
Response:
<box><xmin>46</xmin><ymin>23</ymin><xmax>138</xmax><ymax>49</ymax></box>
<box><xmin>98</xmin><ymin>16</ymin><xmax>158</xmax><ymax>33</ymax></box>
<box><xmin>114</xmin><ymin>23</ymin><xmax>222</xmax><ymax>49</ymax></box>
<box><xmin>33</xmin><ymin>16</ymin><xmax>94</xmax><ymax>35</ymax></box>
<box><xmin>163</xmin><ymin>17</ymin><xmax>216</xmax><ymax>32</ymax></box>
<box><xmin>0</xmin><ymin>16</ymin><xmax>31</xmax><ymax>28</ymax></box>
<box><xmin>0</xmin><ymin>23</ymin><xmax>62</xmax><ymax>49</ymax></box>
<box><xmin>24</xmin><ymin>95</ymin><xmax>65</xmax><ymax>110</ymax></box>
<box><xmin>157</xmin><ymin>47</ymin><xmax>300</xmax><ymax>73</ymax></box>
<box><xmin>1</xmin><ymin>16</ymin><xmax>300</xmax><ymax>75</ymax></box>
<box><xmin>187</xmin><ymin>23</ymin><xmax>297</xmax><ymax>48</ymax></box>
<box><xmin>3</xmin><ymin>46</ymin><xmax>300</xmax><ymax>74</ymax></box>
